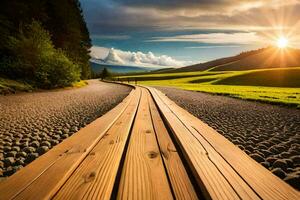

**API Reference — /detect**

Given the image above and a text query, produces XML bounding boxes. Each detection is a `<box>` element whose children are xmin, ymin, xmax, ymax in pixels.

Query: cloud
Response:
<box><xmin>90</xmin><ymin>46</ymin><xmax>190</xmax><ymax>67</ymax></box>
<box><xmin>91</xmin><ymin>35</ymin><xmax>131</xmax><ymax>40</ymax></box>
<box><xmin>81</xmin><ymin>0</ymin><xmax>300</xmax><ymax>35</ymax></box>
<box><xmin>112</xmin><ymin>0</ymin><xmax>234</xmax><ymax>9</ymax></box>
<box><xmin>148</xmin><ymin>32</ymin><xmax>264</xmax><ymax>44</ymax></box>
<box><xmin>89</xmin><ymin>46</ymin><xmax>109</xmax><ymax>59</ymax></box>
<box><xmin>185</xmin><ymin>45</ymin><xmax>240</xmax><ymax>49</ymax></box>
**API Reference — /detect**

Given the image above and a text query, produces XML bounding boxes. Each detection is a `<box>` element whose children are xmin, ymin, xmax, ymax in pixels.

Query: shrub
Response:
<box><xmin>4</xmin><ymin>20</ymin><xmax>81</xmax><ymax>88</ymax></box>
<box><xmin>6</xmin><ymin>21</ymin><xmax>54</xmax><ymax>79</ymax></box>
<box><xmin>35</xmin><ymin>50</ymin><xmax>81</xmax><ymax>88</ymax></box>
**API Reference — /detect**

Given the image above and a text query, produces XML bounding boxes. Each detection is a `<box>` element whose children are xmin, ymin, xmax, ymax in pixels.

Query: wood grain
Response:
<box><xmin>2</xmin><ymin>84</ymin><xmax>297</xmax><ymax>200</ymax></box>
<box><xmin>53</xmin><ymin>88</ymin><xmax>141</xmax><ymax>200</ymax></box>
<box><xmin>117</xmin><ymin>89</ymin><xmax>173</xmax><ymax>200</ymax></box>
<box><xmin>148</xmin><ymin>94</ymin><xmax>199</xmax><ymax>200</ymax></box>
<box><xmin>149</xmin><ymin>87</ymin><xmax>300</xmax><ymax>200</ymax></box>
<box><xmin>0</xmin><ymin>89</ymin><xmax>137</xmax><ymax>200</ymax></box>
<box><xmin>148</xmin><ymin>87</ymin><xmax>243</xmax><ymax>200</ymax></box>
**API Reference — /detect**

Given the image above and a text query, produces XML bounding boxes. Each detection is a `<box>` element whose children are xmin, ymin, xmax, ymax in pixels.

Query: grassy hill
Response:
<box><xmin>115</xmin><ymin>47</ymin><xmax>300</xmax><ymax>107</ymax></box>
<box><xmin>212</xmin><ymin>48</ymin><xmax>300</xmax><ymax>71</ymax></box>
<box><xmin>215</xmin><ymin>68</ymin><xmax>300</xmax><ymax>87</ymax></box>
<box><xmin>117</xmin><ymin>67</ymin><xmax>300</xmax><ymax>107</ymax></box>
<box><xmin>168</xmin><ymin>47</ymin><xmax>300</xmax><ymax>73</ymax></box>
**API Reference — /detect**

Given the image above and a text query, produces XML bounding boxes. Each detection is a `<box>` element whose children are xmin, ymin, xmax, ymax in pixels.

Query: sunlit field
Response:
<box><xmin>118</xmin><ymin>67</ymin><xmax>300</xmax><ymax>107</ymax></box>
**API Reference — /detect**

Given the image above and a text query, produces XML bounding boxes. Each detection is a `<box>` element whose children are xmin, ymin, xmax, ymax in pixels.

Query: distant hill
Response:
<box><xmin>90</xmin><ymin>60</ymin><xmax>159</xmax><ymax>74</ymax></box>
<box><xmin>215</xmin><ymin>68</ymin><xmax>300</xmax><ymax>88</ymax></box>
<box><xmin>169</xmin><ymin>47</ymin><xmax>300</xmax><ymax>73</ymax></box>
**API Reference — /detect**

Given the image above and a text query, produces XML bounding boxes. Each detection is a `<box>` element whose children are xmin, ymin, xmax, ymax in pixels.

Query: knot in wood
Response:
<box><xmin>85</xmin><ymin>171</ymin><xmax>96</xmax><ymax>183</ymax></box>
<box><xmin>148</xmin><ymin>151</ymin><xmax>158</xmax><ymax>159</ymax></box>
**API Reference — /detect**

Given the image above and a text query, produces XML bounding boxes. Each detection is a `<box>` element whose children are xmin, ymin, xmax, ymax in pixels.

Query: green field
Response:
<box><xmin>117</xmin><ymin>67</ymin><xmax>300</xmax><ymax>108</ymax></box>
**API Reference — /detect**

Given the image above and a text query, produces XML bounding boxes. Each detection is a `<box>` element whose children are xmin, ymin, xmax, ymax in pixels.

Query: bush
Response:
<box><xmin>3</xmin><ymin>20</ymin><xmax>81</xmax><ymax>88</ymax></box>
<box><xmin>35</xmin><ymin>50</ymin><xmax>81</xmax><ymax>88</ymax></box>
<box><xmin>6</xmin><ymin>21</ymin><xmax>54</xmax><ymax>79</ymax></box>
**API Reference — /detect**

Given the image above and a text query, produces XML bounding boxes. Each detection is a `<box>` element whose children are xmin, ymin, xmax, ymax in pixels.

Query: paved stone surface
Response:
<box><xmin>156</xmin><ymin>86</ymin><xmax>300</xmax><ymax>190</ymax></box>
<box><xmin>0</xmin><ymin>80</ymin><xmax>131</xmax><ymax>177</ymax></box>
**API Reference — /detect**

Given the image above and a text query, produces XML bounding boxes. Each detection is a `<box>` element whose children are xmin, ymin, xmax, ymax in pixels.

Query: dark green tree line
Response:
<box><xmin>0</xmin><ymin>0</ymin><xmax>91</xmax><ymax>88</ymax></box>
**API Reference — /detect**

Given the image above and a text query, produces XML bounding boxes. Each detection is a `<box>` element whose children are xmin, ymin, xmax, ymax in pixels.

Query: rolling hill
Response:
<box><xmin>90</xmin><ymin>60</ymin><xmax>160</xmax><ymax>74</ymax></box>
<box><xmin>169</xmin><ymin>47</ymin><xmax>300</xmax><ymax>73</ymax></box>
<box><xmin>117</xmin><ymin>47</ymin><xmax>300</xmax><ymax>107</ymax></box>
<box><xmin>214</xmin><ymin>68</ymin><xmax>300</xmax><ymax>87</ymax></box>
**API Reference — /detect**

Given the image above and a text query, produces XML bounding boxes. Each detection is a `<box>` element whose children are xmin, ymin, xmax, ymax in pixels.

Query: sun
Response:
<box><xmin>277</xmin><ymin>37</ymin><xmax>289</xmax><ymax>48</ymax></box>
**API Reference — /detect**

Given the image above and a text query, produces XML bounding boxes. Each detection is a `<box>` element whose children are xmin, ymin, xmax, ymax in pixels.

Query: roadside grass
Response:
<box><xmin>117</xmin><ymin>67</ymin><xmax>300</xmax><ymax>108</ymax></box>
<box><xmin>0</xmin><ymin>78</ymin><xmax>88</xmax><ymax>95</ymax></box>
<box><xmin>0</xmin><ymin>78</ymin><xmax>33</xmax><ymax>94</ymax></box>
<box><xmin>72</xmin><ymin>80</ymin><xmax>88</xmax><ymax>88</ymax></box>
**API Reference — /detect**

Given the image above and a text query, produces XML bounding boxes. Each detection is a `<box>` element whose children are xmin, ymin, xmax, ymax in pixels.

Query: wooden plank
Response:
<box><xmin>117</xmin><ymin>88</ymin><xmax>173</xmax><ymax>200</ymax></box>
<box><xmin>147</xmin><ymin>87</ymin><xmax>253</xmax><ymax>200</ymax></box>
<box><xmin>0</xmin><ymin>88</ymin><xmax>137</xmax><ymax>200</ymax></box>
<box><xmin>149</xmin><ymin>87</ymin><xmax>300</xmax><ymax>200</ymax></box>
<box><xmin>149</xmin><ymin>87</ymin><xmax>259</xmax><ymax>199</ymax></box>
<box><xmin>53</xmin><ymin>87</ymin><xmax>141</xmax><ymax>199</ymax></box>
<box><xmin>147</xmin><ymin>94</ymin><xmax>199</xmax><ymax>200</ymax></box>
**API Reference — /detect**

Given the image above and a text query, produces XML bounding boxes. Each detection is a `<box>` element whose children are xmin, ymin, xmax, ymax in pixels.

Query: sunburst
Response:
<box><xmin>277</xmin><ymin>36</ymin><xmax>289</xmax><ymax>48</ymax></box>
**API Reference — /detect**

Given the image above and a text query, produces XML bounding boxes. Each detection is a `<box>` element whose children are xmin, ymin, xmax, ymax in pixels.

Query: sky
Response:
<box><xmin>80</xmin><ymin>0</ymin><xmax>300</xmax><ymax>68</ymax></box>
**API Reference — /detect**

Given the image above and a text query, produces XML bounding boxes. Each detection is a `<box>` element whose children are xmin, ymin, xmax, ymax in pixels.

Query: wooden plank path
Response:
<box><xmin>0</xmin><ymin>85</ymin><xmax>299</xmax><ymax>200</ymax></box>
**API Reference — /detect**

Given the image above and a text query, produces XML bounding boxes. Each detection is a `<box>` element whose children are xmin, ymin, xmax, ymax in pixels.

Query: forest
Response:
<box><xmin>0</xmin><ymin>0</ymin><xmax>91</xmax><ymax>89</ymax></box>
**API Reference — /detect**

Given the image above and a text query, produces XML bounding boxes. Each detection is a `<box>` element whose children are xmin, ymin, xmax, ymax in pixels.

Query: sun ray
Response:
<box><xmin>277</xmin><ymin>37</ymin><xmax>288</xmax><ymax>48</ymax></box>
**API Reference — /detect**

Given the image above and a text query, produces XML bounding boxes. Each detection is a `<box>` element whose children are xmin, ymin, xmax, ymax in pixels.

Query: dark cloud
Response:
<box><xmin>80</xmin><ymin>0</ymin><xmax>300</xmax><ymax>39</ymax></box>
<box><xmin>80</xmin><ymin>0</ymin><xmax>163</xmax><ymax>33</ymax></box>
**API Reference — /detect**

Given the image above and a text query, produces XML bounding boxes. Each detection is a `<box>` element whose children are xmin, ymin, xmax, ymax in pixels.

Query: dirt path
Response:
<box><xmin>0</xmin><ymin>80</ymin><xmax>131</xmax><ymax>177</ymax></box>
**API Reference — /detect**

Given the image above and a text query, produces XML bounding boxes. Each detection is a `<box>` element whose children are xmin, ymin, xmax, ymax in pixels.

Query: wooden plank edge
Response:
<box><xmin>116</xmin><ymin>88</ymin><xmax>174</xmax><ymax>200</ymax></box>
<box><xmin>147</xmin><ymin>93</ymin><xmax>199</xmax><ymax>200</ymax></box>
<box><xmin>150</xmin><ymin>87</ymin><xmax>300</xmax><ymax>200</ymax></box>
<box><xmin>147</xmin><ymin>87</ymin><xmax>243</xmax><ymax>200</ymax></box>
<box><xmin>0</xmin><ymin>88</ymin><xmax>137</xmax><ymax>200</ymax></box>
<box><xmin>52</xmin><ymin>87</ymin><xmax>141</xmax><ymax>200</ymax></box>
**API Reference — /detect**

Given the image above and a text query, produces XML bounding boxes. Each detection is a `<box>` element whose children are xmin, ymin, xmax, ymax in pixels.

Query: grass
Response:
<box><xmin>118</xmin><ymin>71</ymin><xmax>226</xmax><ymax>81</ymax></box>
<box><xmin>0</xmin><ymin>78</ymin><xmax>33</xmax><ymax>94</ymax></box>
<box><xmin>72</xmin><ymin>80</ymin><xmax>88</xmax><ymax>88</ymax></box>
<box><xmin>215</xmin><ymin>68</ymin><xmax>300</xmax><ymax>87</ymax></box>
<box><xmin>0</xmin><ymin>78</ymin><xmax>88</xmax><ymax>95</ymax></box>
<box><xmin>117</xmin><ymin>67</ymin><xmax>300</xmax><ymax>108</ymax></box>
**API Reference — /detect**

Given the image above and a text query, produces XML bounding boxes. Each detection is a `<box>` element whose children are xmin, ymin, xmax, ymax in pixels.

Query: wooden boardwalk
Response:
<box><xmin>0</xmin><ymin>85</ymin><xmax>299</xmax><ymax>200</ymax></box>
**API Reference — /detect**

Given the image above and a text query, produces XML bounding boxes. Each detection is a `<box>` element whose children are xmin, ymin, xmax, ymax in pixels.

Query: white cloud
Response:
<box><xmin>90</xmin><ymin>46</ymin><xmax>190</xmax><ymax>68</ymax></box>
<box><xmin>89</xmin><ymin>46</ymin><xmax>109</xmax><ymax>59</ymax></box>
<box><xmin>148</xmin><ymin>32</ymin><xmax>264</xmax><ymax>44</ymax></box>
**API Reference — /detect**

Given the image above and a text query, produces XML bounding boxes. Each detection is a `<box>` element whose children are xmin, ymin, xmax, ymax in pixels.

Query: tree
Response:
<box><xmin>3</xmin><ymin>21</ymin><xmax>80</xmax><ymax>88</ymax></box>
<box><xmin>0</xmin><ymin>0</ymin><xmax>92</xmax><ymax>82</ymax></box>
<box><xmin>3</xmin><ymin>20</ymin><xmax>55</xmax><ymax>79</ymax></box>
<box><xmin>101</xmin><ymin>68</ymin><xmax>110</xmax><ymax>80</ymax></box>
<box><xmin>44</xmin><ymin>0</ymin><xmax>91</xmax><ymax>79</ymax></box>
